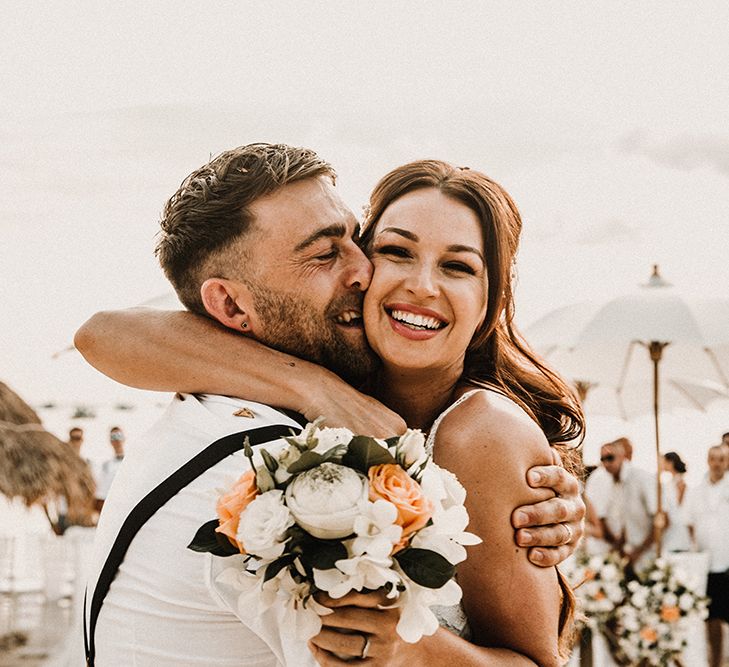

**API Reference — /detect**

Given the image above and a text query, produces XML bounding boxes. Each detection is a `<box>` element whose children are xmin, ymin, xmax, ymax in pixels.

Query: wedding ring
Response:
<box><xmin>359</xmin><ymin>634</ymin><xmax>371</xmax><ymax>660</ymax></box>
<box><xmin>563</xmin><ymin>523</ymin><xmax>574</xmax><ymax>545</ymax></box>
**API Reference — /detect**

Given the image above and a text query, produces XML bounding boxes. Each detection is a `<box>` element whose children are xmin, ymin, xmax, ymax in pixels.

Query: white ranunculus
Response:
<box><xmin>285</xmin><ymin>462</ymin><xmax>369</xmax><ymax>539</ymax></box>
<box><xmin>236</xmin><ymin>490</ymin><xmax>293</xmax><ymax>560</ymax></box>
<box><xmin>420</xmin><ymin>463</ymin><xmax>466</xmax><ymax>513</ymax></box>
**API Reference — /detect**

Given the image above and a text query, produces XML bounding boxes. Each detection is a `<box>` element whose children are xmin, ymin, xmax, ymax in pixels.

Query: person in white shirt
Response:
<box><xmin>686</xmin><ymin>445</ymin><xmax>729</xmax><ymax>667</ymax></box>
<box><xmin>94</xmin><ymin>426</ymin><xmax>126</xmax><ymax>511</ymax></box>
<box><xmin>78</xmin><ymin>144</ymin><xmax>587</xmax><ymax>666</ymax></box>
<box><xmin>597</xmin><ymin>439</ymin><xmax>658</xmax><ymax>572</ymax></box>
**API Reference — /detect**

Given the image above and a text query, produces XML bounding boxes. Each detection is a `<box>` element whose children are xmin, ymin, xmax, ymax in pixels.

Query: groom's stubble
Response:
<box><xmin>244</xmin><ymin>276</ymin><xmax>378</xmax><ymax>386</ymax></box>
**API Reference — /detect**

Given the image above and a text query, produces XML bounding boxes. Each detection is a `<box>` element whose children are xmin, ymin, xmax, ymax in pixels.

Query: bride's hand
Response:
<box><xmin>308</xmin><ymin>590</ymin><xmax>415</xmax><ymax>666</ymax></box>
<box><xmin>511</xmin><ymin>449</ymin><xmax>585</xmax><ymax>567</ymax></box>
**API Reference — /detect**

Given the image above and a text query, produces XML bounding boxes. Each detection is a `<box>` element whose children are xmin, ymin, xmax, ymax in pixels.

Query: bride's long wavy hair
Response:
<box><xmin>359</xmin><ymin>160</ymin><xmax>583</xmax><ymax>657</ymax></box>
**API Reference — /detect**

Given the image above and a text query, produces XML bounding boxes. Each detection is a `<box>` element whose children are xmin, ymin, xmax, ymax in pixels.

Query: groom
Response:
<box><xmin>79</xmin><ymin>143</ymin><xmax>584</xmax><ymax>665</ymax></box>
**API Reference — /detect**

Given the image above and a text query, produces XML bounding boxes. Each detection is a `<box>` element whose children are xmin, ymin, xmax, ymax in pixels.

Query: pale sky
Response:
<box><xmin>1</xmin><ymin>2</ymin><xmax>728</xmax><ymax>468</ymax></box>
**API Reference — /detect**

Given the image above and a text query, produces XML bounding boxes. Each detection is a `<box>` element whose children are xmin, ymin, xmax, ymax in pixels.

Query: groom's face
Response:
<box><xmin>239</xmin><ymin>177</ymin><xmax>377</xmax><ymax>384</ymax></box>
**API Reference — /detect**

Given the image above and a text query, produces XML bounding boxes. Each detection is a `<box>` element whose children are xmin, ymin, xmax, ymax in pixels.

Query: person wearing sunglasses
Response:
<box><xmin>597</xmin><ymin>439</ymin><xmax>657</xmax><ymax>572</ymax></box>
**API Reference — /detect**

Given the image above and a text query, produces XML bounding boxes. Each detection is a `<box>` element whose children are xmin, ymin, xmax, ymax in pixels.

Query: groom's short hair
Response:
<box><xmin>156</xmin><ymin>143</ymin><xmax>336</xmax><ymax>313</ymax></box>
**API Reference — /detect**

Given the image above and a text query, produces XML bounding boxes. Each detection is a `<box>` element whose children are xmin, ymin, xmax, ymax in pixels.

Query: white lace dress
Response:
<box><xmin>425</xmin><ymin>389</ymin><xmax>485</xmax><ymax>640</ymax></box>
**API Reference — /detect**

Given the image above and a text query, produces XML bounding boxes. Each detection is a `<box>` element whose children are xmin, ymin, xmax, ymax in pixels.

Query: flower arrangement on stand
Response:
<box><xmin>609</xmin><ymin>558</ymin><xmax>709</xmax><ymax>667</ymax></box>
<box><xmin>564</xmin><ymin>550</ymin><xmax>626</xmax><ymax>634</ymax></box>
<box><xmin>188</xmin><ymin>419</ymin><xmax>481</xmax><ymax>644</ymax></box>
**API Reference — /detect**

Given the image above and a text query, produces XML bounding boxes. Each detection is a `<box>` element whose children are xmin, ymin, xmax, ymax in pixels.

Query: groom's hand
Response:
<box><xmin>512</xmin><ymin>449</ymin><xmax>585</xmax><ymax>567</ymax></box>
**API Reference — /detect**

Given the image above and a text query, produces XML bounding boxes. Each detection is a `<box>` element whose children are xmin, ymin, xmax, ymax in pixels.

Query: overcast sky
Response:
<box><xmin>1</xmin><ymin>2</ymin><xmax>728</xmax><ymax>465</ymax></box>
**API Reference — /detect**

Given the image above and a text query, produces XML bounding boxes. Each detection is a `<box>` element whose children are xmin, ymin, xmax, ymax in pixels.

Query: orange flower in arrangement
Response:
<box><xmin>660</xmin><ymin>605</ymin><xmax>681</xmax><ymax>623</ymax></box>
<box><xmin>216</xmin><ymin>469</ymin><xmax>258</xmax><ymax>552</ymax></box>
<box><xmin>639</xmin><ymin>626</ymin><xmax>658</xmax><ymax>643</ymax></box>
<box><xmin>594</xmin><ymin>590</ymin><xmax>606</xmax><ymax>601</ymax></box>
<box><xmin>583</xmin><ymin>569</ymin><xmax>596</xmax><ymax>581</ymax></box>
<box><xmin>368</xmin><ymin>464</ymin><xmax>433</xmax><ymax>552</ymax></box>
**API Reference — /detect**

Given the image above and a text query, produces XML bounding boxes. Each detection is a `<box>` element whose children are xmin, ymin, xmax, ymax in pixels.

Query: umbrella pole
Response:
<box><xmin>649</xmin><ymin>341</ymin><xmax>669</xmax><ymax>558</ymax></box>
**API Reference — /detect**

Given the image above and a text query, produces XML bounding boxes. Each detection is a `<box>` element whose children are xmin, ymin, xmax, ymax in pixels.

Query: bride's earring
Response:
<box><xmin>241</xmin><ymin>322</ymin><xmax>248</xmax><ymax>330</ymax></box>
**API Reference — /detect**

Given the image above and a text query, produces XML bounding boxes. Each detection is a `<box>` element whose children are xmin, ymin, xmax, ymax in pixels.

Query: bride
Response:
<box><xmin>78</xmin><ymin>159</ymin><xmax>583</xmax><ymax>665</ymax></box>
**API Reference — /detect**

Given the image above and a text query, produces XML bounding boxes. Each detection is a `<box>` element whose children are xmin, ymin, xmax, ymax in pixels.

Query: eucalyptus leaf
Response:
<box><xmin>395</xmin><ymin>548</ymin><xmax>455</xmax><ymax>589</ymax></box>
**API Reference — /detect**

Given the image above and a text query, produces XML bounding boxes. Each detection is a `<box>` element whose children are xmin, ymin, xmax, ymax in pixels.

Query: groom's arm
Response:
<box><xmin>75</xmin><ymin>308</ymin><xmax>406</xmax><ymax>437</ymax></box>
<box><xmin>76</xmin><ymin>307</ymin><xmax>583</xmax><ymax>566</ymax></box>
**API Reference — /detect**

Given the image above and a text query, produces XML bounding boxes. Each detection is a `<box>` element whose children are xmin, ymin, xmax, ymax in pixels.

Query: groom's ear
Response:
<box><xmin>200</xmin><ymin>278</ymin><xmax>254</xmax><ymax>333</ymax></box>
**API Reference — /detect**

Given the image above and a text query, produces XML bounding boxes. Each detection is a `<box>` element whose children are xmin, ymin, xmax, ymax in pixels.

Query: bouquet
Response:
<box><xmin>189</xmin><ymin>418</ymin><xmax>481</xmax><ymax>643</ymax></box>
<box><xmin>562</xmin><ymin>550</ymin><xmax>626</xmax><ymax>633</ymax></box>
<box><xmin>610</xmin><ymin>558</ymin><xmax>709</xmax><ymax>666</ymax></box>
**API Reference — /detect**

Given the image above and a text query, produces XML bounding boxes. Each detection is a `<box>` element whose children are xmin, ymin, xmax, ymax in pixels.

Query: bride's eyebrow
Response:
<box><xmin>376</xmin><ymin>227</ymin><xmax>418</xmax><ymax>241</ymax></box>
<box><xmin>448</xmin><ymin>244</ymin><xmax>484</xmax><ymax>262</ymax></box>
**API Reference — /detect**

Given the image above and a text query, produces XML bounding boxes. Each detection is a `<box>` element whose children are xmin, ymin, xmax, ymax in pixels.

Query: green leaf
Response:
<box><xmin>395</xmin><ymin>548</ymin><xmax>455</xmax><ymax>589</ymax></box>
<box><xmin>263</xmin><ymin>555</ymin><xmax>295</xmax><ymax>583</ymax></box>
<box><xmin>341</xmin><ymin>435</ymin><xmax>395</xmax><ymax>474</ymax></box>
<box><xmin>187</xmin><ymin>519</ymin><xmax>240</xmax><ymax>557</ymax></box>
<box><xmin>384</xmin><ymin>436</ymin><xmax>401</xmax><ymax>448</ymax></box>
<box><xmin>301</xmin><ymin>539</ymin><xmax>349</xmax><ymax>570</ymax></box>
<box><xmin>286</xmin><ymin>450</ymin><xmax>327</xmax><ymax>475</ymax></box>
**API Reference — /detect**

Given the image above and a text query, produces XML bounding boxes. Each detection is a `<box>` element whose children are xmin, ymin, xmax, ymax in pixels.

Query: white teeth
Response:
<box><xmin>390</xmin><ymin>309</ymin><xmax>443</xmax><ymax>330</ymax></box>
<box><xmin>336</xmin><ymin>310</ymin><xmax>361</xmax><ymax>324</ymax></box>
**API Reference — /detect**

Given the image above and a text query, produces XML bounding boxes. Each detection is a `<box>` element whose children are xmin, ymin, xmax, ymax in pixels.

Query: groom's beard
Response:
<box><xmin>247</xmin><ymin>283</ymin><xmax>377</xmax><ymax>386</ymax></box>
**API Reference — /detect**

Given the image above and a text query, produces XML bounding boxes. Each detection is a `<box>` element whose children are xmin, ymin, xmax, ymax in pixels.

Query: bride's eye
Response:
<box><xmin>374</xmin><ymin>245</ymin><xmax>411</xmax><ymax>258</ymax></box>
<box><xmin>443</xmin><ymin>261</ymin><xmax>476</xmax><ymax>275</ymax></box>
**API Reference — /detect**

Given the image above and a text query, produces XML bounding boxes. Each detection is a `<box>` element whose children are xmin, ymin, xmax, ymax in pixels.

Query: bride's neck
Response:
<box><xmin>375</xmin><ymin>365</ymin><xmax>462</xmax><ymax>431</ymax></box>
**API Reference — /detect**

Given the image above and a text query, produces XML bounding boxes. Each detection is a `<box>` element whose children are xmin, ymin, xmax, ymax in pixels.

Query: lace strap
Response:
<box><xmin>425</xmin><ymin>389</ymin><xmax>484</xmax><ymax>455</ymax></box>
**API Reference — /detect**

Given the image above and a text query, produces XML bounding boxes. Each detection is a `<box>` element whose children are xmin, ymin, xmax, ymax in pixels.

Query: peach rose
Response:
<box><xmin>639</xmin><ymin>626</ymin><xmax>658</xmax><ymax>643</ymax></box>
<box><xmin>216</xmin><ymin>469</ymin><xmax>258</xmax><ymax>552</ymax></box>
<box><xmin>660</xmin><ymin>605</ymin><xmax>680</xmax><ymax>623</ymax></box>
<box><xmin>594</xmin><ymin>590</ymin><xmax>606</xmax><ymax>601</ymax></box>
<box><xmin>368</xmin><ymin>464</ymin><xmax>433</xmax><ymax>551</ymax></box>
<box><xmin>584</xmin><ymin>569</ymin><xmax>596</xmax><ymax>581</ymax></box>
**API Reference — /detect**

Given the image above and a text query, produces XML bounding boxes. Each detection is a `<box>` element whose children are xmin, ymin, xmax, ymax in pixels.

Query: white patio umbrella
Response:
<box><xmin>526</xmin><ymin>265</ymin><xmax>729</xmax><ymax>555</ymax></box>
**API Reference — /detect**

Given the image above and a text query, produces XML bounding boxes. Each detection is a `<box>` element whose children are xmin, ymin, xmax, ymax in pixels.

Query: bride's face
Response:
<box><xmin>363</xmin><ymin>188</ymin><xmax>489</xmax><ymax>375</ymax></box>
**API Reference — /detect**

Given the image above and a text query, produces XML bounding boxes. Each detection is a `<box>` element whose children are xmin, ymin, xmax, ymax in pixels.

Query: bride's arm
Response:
<box><xmin>311</xmin><ymin>392</ymin><xmax>565</xmax><ymax>666</ymax></box>
<box><xmin>74</xmin><ymin>308</ymin><xmax>406</xmax><ymax>437</ymax></box>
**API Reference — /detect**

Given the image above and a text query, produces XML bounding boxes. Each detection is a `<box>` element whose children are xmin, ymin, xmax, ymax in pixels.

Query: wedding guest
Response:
<box><xmin>686</xmin><ymin>445</ymin><xmax>729</xmax><ymax>667</ymax></box>
<box><xmin>661</xmin><ymin>452</ymin><xmax>690</xmax><ymax>553</ymax></box>
<box><xmin>597</xmin><ymin>439</ymin><xmax>657</xmax><ymax>572</ymax></box>
<box><xmin>94</xmin><ymin>426</ymin><xmax>126</xmax><ymax>511</ymax></box>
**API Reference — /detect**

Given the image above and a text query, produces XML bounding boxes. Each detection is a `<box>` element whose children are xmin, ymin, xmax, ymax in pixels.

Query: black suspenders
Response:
<box><xmin>84</xmin><ymin>421</ymin><xmax>302</xmax><ymax>666</ymax></box>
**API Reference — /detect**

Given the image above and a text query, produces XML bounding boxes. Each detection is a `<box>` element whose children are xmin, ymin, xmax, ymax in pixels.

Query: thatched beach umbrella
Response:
<box><xmin>0</xmin><ymin>382</ymin><xmax>95</xmax><ymax>524</ymax></box>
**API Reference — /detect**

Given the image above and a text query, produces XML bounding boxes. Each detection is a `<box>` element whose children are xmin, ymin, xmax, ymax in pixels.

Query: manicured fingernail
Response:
<box><xmin>532</xmin><ymin>549</ymin><xmax>545</xmax><ymax>562</ymax></box>
<box><xmin>520</xmin><ymin>530</ymin><xmax>533</xmax><ymax>545</ymax></box>
<box><xmin>515</xmin><ymin>511</ymin><xmax>529</xmax><ymax>526</ymax></box>
<box><xmin>528</xmin><ymin>470</ymin><xmax>542</xmax><ymax>485</ymax></box>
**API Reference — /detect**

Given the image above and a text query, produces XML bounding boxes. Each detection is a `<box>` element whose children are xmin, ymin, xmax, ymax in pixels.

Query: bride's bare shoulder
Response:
<box><xmin>436</xmin><ymin>388</ymin><xmax>552</xmax><ymax>469</ymax></box>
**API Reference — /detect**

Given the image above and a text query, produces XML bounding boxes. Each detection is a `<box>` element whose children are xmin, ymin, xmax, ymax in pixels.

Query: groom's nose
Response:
<box><xmin>343</xmin><ymin>245</ymin><xmax>373</xmax><ymax>292</ymax></box>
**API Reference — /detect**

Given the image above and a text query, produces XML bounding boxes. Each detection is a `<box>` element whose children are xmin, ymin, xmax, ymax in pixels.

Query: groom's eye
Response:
<box><xmin>314</xmin><ymin>247</ymin><xmax>339</xmax><ymax>261</ymax></box>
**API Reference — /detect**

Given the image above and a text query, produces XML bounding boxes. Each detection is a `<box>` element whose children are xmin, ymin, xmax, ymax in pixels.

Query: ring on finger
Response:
<box><xmin>563</xmin><ymin>523</ymin><xmax>574</xmax><ymax>545</ymax></box>
<box><xmin>360</xmin><ymin>634</ymin><xmax>371</xmax><ymax>660</ymax></box>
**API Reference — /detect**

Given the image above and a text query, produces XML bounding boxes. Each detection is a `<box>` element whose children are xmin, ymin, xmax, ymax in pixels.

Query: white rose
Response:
<box><xmin>285</xmin><ymin>462</ymin><xmax>369</xmax><ymax>539</ymax></box>
<box><xmin>678</xmin><ymin>592</ymin><xmax>694</xmax><ymax>611</ymax></box>
<box><xmin>237</xmin><ymin>490</ymin><xmax>294</xmax><ymax>559</ymax></box>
